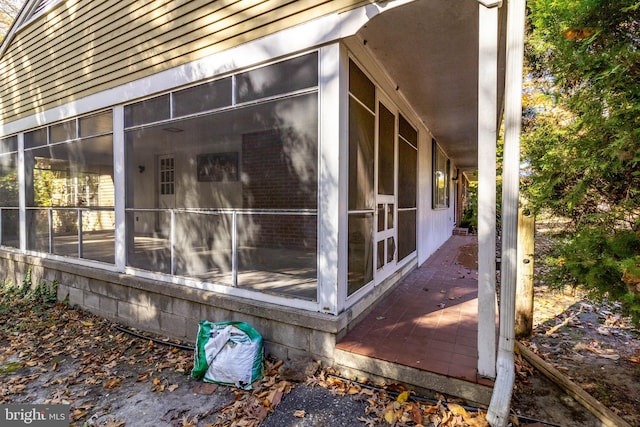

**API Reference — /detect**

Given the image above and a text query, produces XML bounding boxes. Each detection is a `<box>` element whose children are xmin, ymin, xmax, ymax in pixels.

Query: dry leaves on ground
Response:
<box><xmin>0</xmin><ymin>285</ymin><xmax>194</xmax><ymax>426</ymax></box>
<box><xmin>212</xmin><ymin>358</ymin><xmax>294</xmax><ymax>427</ymax></box>
<box><xmin>306</xmin><ymin>367</ymin><xmax>491</xmax><ymax>426</ymax></box>
<box><xmin>516</xmin><ymin>289</ymin><xmax>640</xmax><ymax>426</ymax></box>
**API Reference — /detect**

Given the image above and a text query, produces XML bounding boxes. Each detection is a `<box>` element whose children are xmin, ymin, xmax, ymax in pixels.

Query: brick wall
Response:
<box><xmin>241</xmin><ymin>129</ymin><xmax>317</xmax><ymax>250</ymax></box>
<box><xmin>241</xmin><ymin>129</ymin><xmax>317</xmax><ymax>209</ymax></box>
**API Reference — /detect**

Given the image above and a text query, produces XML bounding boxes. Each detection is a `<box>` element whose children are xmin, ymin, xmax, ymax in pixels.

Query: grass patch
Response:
<box><xmin>0</xmin><ymin>362</ymin><xmax>23</xmax><ymax>374</ymax></box>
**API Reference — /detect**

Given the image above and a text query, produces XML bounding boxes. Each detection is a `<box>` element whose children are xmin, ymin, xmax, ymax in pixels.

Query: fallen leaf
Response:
<box><xmin>293</xmin><ymin>410</ymin><xmax>305</xmax><ymax>418</ymax></box>
<box><xmin>396</xmin><ymin>390</ymin><xmax>410</xmax><ymax>403</ymax></box>
<box><xmin>347</xmin><ymin>386</ymin><xmax>360</xmax><ymax>395</ymax></box>
<box><xmin>408</xmin><ymin>403</ymin><xmax>422</xmax><ymax>425</ymax></box>
<box><xmin>167</xmin><ymin>384</ymin><xmax>179</xmax><ymax>392</ymax></box>
<box><xmin>272</xmin><ymin>390</ymin><xmax>284</xmax><ymax>406</ymax></box>
<box><xmin>71</xmin><ymin>409</ymin><xmax>88</xmax><ymax>420</ymax></box>
<box><xmin>384</xmin><ymin>407</ymin><xmax>396</xmax><ymax>424</ymax></box>
<box><xmin>447</xmin><ymin>403</ymin><xmax>468</xmax><ymax>418</ymax></box>
<box><xmin>151</xmin><ymin>377</ymin><xmax>165</xmax><ymax>392</ymax></box>
<box><xmin>192</xmin><ymin>382</ymin><xmax>218</xmax><ymax>395</ymax></box>
<box><xmin>598</xmin><ymin>353</ymin><xmax>620</xmax><ymax>360</ymax></box>
<box><xmin>358</xmin><ymin>416</ymin><xmax>377</xmax><ymax>427</ymax></box>
<box><xmin>103</xmin><ymin>377</ymin><xmax>122</xmax><ymax>389</ymax></box>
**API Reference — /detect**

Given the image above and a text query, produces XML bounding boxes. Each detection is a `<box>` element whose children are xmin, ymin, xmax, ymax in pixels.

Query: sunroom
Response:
<box><xmin>0</xmin><ymin>45</ymin><xmax>426</xmax><ymax>307</ymax></box>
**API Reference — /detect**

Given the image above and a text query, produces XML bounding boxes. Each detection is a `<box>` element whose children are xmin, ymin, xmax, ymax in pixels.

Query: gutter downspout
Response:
<box><xmin>486</xmin><ymin>0</ymin><xmax>526</xmax><ymax>425</ymax></box>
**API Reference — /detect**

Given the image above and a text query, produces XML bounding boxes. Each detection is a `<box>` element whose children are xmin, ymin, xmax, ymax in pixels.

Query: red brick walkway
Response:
<box><xmin>336</xmin><ymin>235</ymin><xmax>493</xmax><ymax>387</ymax></box>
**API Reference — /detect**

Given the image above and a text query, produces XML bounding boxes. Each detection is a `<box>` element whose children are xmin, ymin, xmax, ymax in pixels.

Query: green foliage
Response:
<box><xmin>545</xmin><ymin>229</ymin><xmax>640</xmax><ymax>323</ymax></box>
<box><xmin>524</xmin><ymin>0</ymin><xmax>640</xmax><ymax>324</ymax></box>
<box><xmin>622</xmin><ymin>292</ymin><xmax>640</xmax><ymax>326</ymax></box>
<box><xmin>460</xmin><ymin>182</ymin><xmax>478</xmax><ymax>233</ymax></box>
<box><xmin>0</xmin><ymin>169</ymin><xmax>18</xmax><ymax>205</ymax></box>
<box><xmin>0</xmin><ymin>268</ymin><xmax>58</xmax><ymax>309</ymax></box>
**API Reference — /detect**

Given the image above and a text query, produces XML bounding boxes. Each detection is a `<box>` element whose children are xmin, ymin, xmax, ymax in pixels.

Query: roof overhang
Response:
<box><xmin>352</xmin><ymin>0</ymin><xmax>507</xmax><ymax>173</ymax></box>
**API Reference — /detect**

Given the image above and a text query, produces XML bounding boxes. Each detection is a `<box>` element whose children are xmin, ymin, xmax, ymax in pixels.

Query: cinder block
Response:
<box><xmin>247</xmin><ymin>317</ymin><xmax>269</xmax><ymax>338</ymax></box>
<box><xmin>99</xmin><ymin>296</ymin><xmax>118</xmax><ymax>317</ymax></box>
<box><xmin>129</xmin><ymin>289</ymin><xmax>151</xmax><ymax>308</ymax></box>
<box><xmin>267</xmin><ymin>322</ymin><xmax>309</xmax><ymax>351</ymax></box>
<box><xmin>160</xmin><ymin>311</ymin><xmax>187</xmax><ymax>340</ymax></box>
<box><xmin>149</xmin><ymin>292</ymin><xmax>172</xmax><ymax>313</ymax></box>
<box><xmin>138</xmin><ymin>305</ymin><xmax>161</xmax><ymax>332</ymax></box>
<box><xmin>118</xmin><ymin>301</ymin><xmax>138</xmax><ymax>323</ymax></box>
<box><xmin>43</xmin><ymin>269</ymin><xmax>61</xmax><ymax>285</ymax></box>
<box><xmin>310</xmin><ymin>330</ymin><xmax>335</xmax><ymax>358</ymax></box>
<box><xmin>83</xmin><ymin>292</ymin><xmax>100</xmax><ymax>310</ymax></box>
<box><xmin>61</xmin><ymin>272</ymin><xmax>88</xmax><ymax>290</ymax></box>
<box><xmin>263</xmin><ymin>341</ymin><xmax>289</xmax><ymax>361</ymax></box>
<box><xmin>138</xmin><ymin>302</ymin><xmax>159</xmax><ymax>322</ymax></box>
<box><xmin>171</xmin><ymin>298</ymin><xmax>197</xmax><ymax>317</ymax></box>
<box><xmin>229</xmin><ymin>311</ymin><xmax>257</xmax><ymax>326</ymax></box>
<box><xmin>56</xmin><ymin>283</ymin><xmax>70</xmax><ymax>302</ymax></box>
<box><xmin>282</xmin><ymin>346</ymin><xmax>310</xmax><ymax>361</ymax></box>
<box><xmin>88</xmin><ymin>278</ymin><xmax>109</xmax><ymax>297</ymax></box>
<box><xmin>185</xmin><ymin>317</ymin><xmax>200</xmax><ymax>342</ymax></box>
<box><xmin>200</xmin><ymin>305</ymin><xmax>232</xmax><ymax>323</ymax></box>
<box><xmin>108</xmin><ymin>283</ymin><xmax>130</xmax><ymax>302</ymax></box>
<box><xmin>28</xmin><ymin>267</ymin><xmax>43</xmax><ymax>289</ymax></box>
<box><xmin>68</xmin><ymin>287</ymin><xmax>84</xmax><ymax>307</ymax></box>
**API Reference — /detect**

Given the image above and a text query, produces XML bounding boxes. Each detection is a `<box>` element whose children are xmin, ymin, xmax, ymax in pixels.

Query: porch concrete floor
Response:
<box><xmin>336</xmin><ymin>235</ymin><xmax>494</xmax><ymax>399</ymax></box>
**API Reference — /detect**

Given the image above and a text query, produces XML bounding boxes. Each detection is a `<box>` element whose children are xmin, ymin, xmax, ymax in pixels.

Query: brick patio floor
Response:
<box><xmin>336</xmin><ymin>235</ymin><xmax>494</xmax><ymax>387</ymax></box>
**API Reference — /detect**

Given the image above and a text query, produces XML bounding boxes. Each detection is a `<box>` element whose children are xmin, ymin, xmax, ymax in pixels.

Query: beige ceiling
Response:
<box><xmin>354</xmin><ymin>0</ymin><xmax>507</xmax><ymax>172</ymax></box>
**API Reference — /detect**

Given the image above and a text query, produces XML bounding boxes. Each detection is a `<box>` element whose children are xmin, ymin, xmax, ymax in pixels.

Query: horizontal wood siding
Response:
<box><xmin>0</xmin><ymin>0</ymin><xmax>370</xmax><ymax>125</ymax></box>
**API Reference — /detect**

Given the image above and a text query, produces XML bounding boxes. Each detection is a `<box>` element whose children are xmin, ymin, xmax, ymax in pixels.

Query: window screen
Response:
<box><xmin>236</xmin><ymin>53</ymin><xmax>318</xmax><ymax>103</ymax></box>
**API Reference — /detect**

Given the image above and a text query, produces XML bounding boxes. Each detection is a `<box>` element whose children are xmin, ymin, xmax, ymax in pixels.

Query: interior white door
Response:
<box><xmin>156</xmin><ymin>154</ymin><xmax>175</xmax><ymax>235</ymax></box>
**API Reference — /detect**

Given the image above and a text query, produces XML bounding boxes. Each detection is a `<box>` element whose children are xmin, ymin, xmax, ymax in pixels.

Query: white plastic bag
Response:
<box><xmin>191</xmin><ymin>321</ymin><xmax>263</xmax><ymax>389</ymax></box>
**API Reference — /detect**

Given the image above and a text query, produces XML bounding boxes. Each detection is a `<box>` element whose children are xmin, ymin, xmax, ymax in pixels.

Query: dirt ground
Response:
<box><xmin>511</xmin><ymin>285</ymin><xmax>640</xmax><ymax>426</ymax></box>
<box><xmin>510</xmin><ymin>226</ymin><xmax>640</xmax><ymax>427</ymax></box>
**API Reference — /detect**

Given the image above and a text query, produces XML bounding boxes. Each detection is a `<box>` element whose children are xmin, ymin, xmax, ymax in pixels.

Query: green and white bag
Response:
<box><xmin>191</xmin><ymin>321</ymin><xmax>263</xmax><ymax>390</ymax></box>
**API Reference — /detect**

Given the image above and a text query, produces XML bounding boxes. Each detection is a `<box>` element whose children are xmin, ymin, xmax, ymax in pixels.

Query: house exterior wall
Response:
<box><xmin>416</xmin><ymin>131</ymin><xmax>457</xmax><ymax>266</ymax></box>
<box><xmin>0</xmin><ymin>0</ymin><xmax>372</xmax><ymax>124</ymax></box>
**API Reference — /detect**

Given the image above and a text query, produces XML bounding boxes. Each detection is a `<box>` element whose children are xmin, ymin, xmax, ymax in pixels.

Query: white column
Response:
<box><xmin>317</xmin><ymin>43</ymin><xmax>342</xmax><ymax>314</ymax></box>
<box><xmin>113</xmin><ymin>105</ymin><xmax>126</xmax><ymax>271</ymax></box>
<box><xmin>17</xmin><ymin>133</ymin><xmax>26</xmax><ymax>251</ymax></box>
<box><xmin>487</xmin><ymin>0</ymin><xmax>526</xmax><ymax>424</ymax></box>
<box><xmin>477</xmin><ymin>2</ymin><xmax>499</xmax><ymax>380</ymax></box>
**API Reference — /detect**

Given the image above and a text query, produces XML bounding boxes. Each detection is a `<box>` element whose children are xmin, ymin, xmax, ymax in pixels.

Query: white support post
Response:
<box><xmin>317</xmin><ymin>43</ymin><xmax>342</xmax><ymax>314</ymax></box>
<box><xmin>477</xmin><ymin>2</ymin><xmax>499</xmax><ymax>380</ymax></box>
<box><xmin>17</xmin><ymin>133</ymin><xmax>26</xmax><ymax>251</ymax></box>
<box><xmin>113</xmin><ymin>105</ymin><xmax>126</xmax><ymax>271</ymax></box>
<box><xmin>487</xmin><ymin>0</ymin><xmax>526</xmax><ymax>425</ymax></box>
<box><xmin>232</xmin><ymin>211</ymin><xmax>238</xmax><ymax>287</ymax></box>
